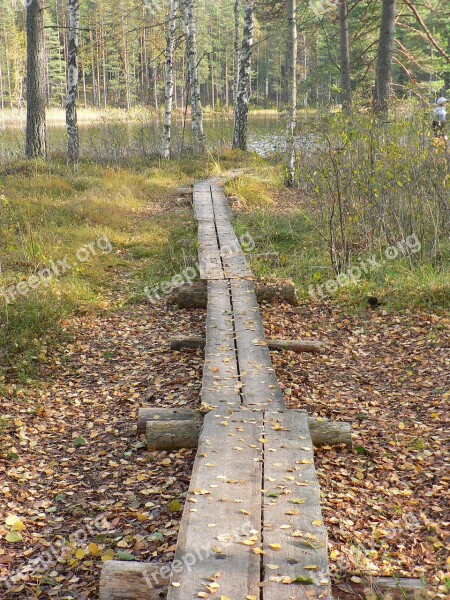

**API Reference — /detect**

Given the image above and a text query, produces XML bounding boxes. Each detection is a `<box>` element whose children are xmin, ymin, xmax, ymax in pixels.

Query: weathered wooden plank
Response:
<box><xmin>197</xmin><ymin>221</ymin><xmax>224</xmax><ymax>280</ymax></box>
<box><xmin>210</xmin><ymin>185</ymin><xmax>233</xmax><ymax>221</ymax></box>
<box><xmin>215</xmin><ymin>220</ymin><xmax>253</xmax><ymax>280</ymax></box>
<box><xmin>230</xmin><ymin>279</ymin><xmax>285</xmax><ymax>409</ymax></box>
<box><xmin>202</xmin><ymin>280</ymin><xmax>241</xmax><ymax>407</ymax></box>
<box><xmin>167</xmin><ymin>408</ymin><xmax>263</xmax><ymax>600</ymax></box>
<box><xmin>262</xmin><ymin>409</ymin><xmax>332</xmax><ymax>600</ymax></box>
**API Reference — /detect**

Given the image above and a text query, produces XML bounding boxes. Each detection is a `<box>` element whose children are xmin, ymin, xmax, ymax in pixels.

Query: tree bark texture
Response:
<box><xmin>339</xmin><ymin>0</ymin><xmax>352</xmax><ymax>115</ymax></box>
<box><xmin>162</xmin><ymin>0</ymin><xmax>178</xmax><ymax>159</ymax></box>
<box><xmin>232</xmin><ymin>0</ymin><xmax>254</xmax><ymax>150</ymax></box>
<box><xmin>26</xmin><ymin>0</ymin><xmax>47</xmax><ymax>159</ymax></box>
<box><xmin>181</xmin><ymin>0</ymin><xmax>205</xmax><ymax>153</ymax></box>
<box><xmin>66</xmin><ymin>0</ymin><xmax>80</xmax><ymax>166</ymax></box>
<box><xmin>374</xmin><ymin>0</ymin><xmax>397</xmax><ymax>117</ymax></box>
<box><xmin>285</xmin><ymin>0</ymin><xmax>297</xmax><ymax>187</ymax></box>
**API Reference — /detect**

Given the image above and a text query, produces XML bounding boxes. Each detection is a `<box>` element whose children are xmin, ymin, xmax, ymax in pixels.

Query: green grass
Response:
<box><xmin>0</xmin><ymin>155</ymin><xmax>237</xmax><ymax>377</ymax></box>
<box><xmin>236</xmin><ymin>206</ymin><xmax>450</xmax><ymax>311</ymax></box>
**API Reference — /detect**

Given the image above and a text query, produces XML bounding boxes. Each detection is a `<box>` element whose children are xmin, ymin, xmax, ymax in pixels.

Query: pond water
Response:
<box><xmin>0</xmin><ymin>112</ymin><xmax>289</xmax><ymax>162</ymax></box>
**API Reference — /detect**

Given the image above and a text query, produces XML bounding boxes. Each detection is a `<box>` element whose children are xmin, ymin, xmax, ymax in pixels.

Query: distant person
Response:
<box><xmin>432</xmin><ymin>97</ymin><xmax>447</xmax><ymax>138</ymax></box>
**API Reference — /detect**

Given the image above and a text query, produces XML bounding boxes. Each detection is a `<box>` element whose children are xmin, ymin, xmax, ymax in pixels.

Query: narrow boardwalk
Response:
<box><xmin>167</xmin><ymin>180</ymin><xmax>332</xmax><ymax>599</ymax></box>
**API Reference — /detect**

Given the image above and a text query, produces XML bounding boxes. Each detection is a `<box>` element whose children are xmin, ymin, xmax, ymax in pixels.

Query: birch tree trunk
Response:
<box><xmin>162</xmin><ymin>0</ymin><xmax>178</xmax><ymax>159</ymax></box>
<box><xmin>233</xmin><ymin>0</ymin><xmax>241</xmax><ymax>108</ymax></box>
<box><xmin>66</xmin><ymin>0</ymin><xmax>80</xmax><ymax>166</ymax></box>
<box><xmin>373</xmin><ymin>0</ymin><xmax>397</xmax><ymax>118</ymax></box>
<box><xmin>232</xmin><ymin>0</ymin><xmax>254</xmax><ymax>151</ymax></box>
<box><xmin>181</xmin><ymin>0</ymin><xmax>205</xmax><ymax>153</ymax></box>
<box><xmin>339</xmin><ymin>0</ymin><xmax>352</xmax><ymax>115</ymax></box>
<box><xmin>285</xmin><ymin>0</ymin><xmax>297</xmax><ymax>188</ymax></box>
<box><xmin>26</xmin><ymin>0</ymin><xmax>47</xmax><ymax>159</ymax></box>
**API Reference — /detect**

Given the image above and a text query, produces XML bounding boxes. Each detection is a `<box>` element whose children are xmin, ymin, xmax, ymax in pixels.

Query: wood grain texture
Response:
<box><xmin>231</xmin><ymin>279</ymin><xmax>285</xmax><ymax>409</ymax></box>
<box><xmin>99</xmin><ymin>561</ymin><xmax>169</xmax><ymax>599</ymax></box>
<box><xmin>262</xmin><ymin>409</ymin><xmax>332</xmax><ymax>599</ymax></box>
<box><xmin>202</xmin><ymin>280</ymin><xmax>241</xmax><ymax>408</ymax></box>
<box><xmin>166</xmin><ymin>408</ymin><xmax>263</xmax><ymax>600</ymax></box>
<box><xmin>137</xmin><ymin>407</ymin><xmax>202</xmax><ymax>435</ymax></box>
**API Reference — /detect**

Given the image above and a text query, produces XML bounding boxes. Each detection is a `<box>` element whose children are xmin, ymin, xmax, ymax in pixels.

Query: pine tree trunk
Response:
<box><xmin>285</xmin><ymin>0</ymin><xmax>297</xmax><ymax>188</ymax></box>
<box><xmin>162</xmin><ymin>0</ymin><xmax>178</xmax><ymax>159</ymax></box>
<box><xmin>374</xmin><ymin>0</ymin><xmax>397</xmax><ymax>117</ymax></box>
<box><xmin>232</xmin><ymin>0</ymin><xmax>254</xmax><ymax>150</ymax></box>
<box><xmin>339</xmin><ymin>0</ymin><xmax>352</xmax><ymax>115</ymax></box>
<box><xmin>66</xmin><ymin>0</ymin><xmax>80</xmax><ymax>166</ymax></box>
<box><xmin>181</xmin><ymin>0</ymin><xmax>205</xmax><ymax>153</ymax></box>
<box><xmin>26</xmin><ymin>0</ymin><xmax>47</xmax><ymax>159</ymax></box>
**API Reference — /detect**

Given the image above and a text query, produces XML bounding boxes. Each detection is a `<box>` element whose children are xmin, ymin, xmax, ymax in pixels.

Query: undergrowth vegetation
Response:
<box><xmin>0</xmin><ymin>111</ymin><xmax>448</xmax><ymax>379</ymax></box>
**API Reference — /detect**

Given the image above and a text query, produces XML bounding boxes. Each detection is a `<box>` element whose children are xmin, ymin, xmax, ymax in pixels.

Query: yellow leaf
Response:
<box><xmin>252</xmin><ymin>547</ymin><xmax>265</xmax><ymax>555</ymax></box>
<box><xmin>312</xmin><ymin>520</ymin><xmax>323</xmax><ymax>526</ymax></box>
<box><xmin>89</xmin><ymin>543</ymin><xmax>100</xmax><ymax>556</ymax></box>
<box><xmin>269</xmin><ymin>543</ymin><xmax>281</xmax><ymax>551</ymax></box>
<box><xmin>75</xmin><ymin>548</ymin><xmax>86</xmax><ymax>560</ymax></box>
<box><xmin>305</xmin><ymin>565</ymin><xmax>318</xmax><ymax>570</ymax></box>
<box><xmin>101</xmin><ymin>549</ymin><xmax>116</xmax><ymax>562</ymax></box>
<box><xmin>266</xmin><ymin>564</ymin><xmax>279</xmax><ymax>570</ymax></box>
<box><xmin>5</xmin><ymin>515</ymin><xmax>25</xmax><ymax>530</ymax></box>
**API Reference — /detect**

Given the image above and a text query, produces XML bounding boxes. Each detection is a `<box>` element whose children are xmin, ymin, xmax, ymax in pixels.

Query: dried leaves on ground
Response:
<box><xmin>1</xmin><ymin>299</ymin><xmax>448</xmax><ymax>598</ymax></box>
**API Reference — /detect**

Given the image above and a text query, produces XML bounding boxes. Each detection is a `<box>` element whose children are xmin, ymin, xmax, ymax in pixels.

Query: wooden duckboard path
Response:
<box><xmin>167</xmin><ymin>180</ymin><xmax>332</xmax><ymax>599</ymax></box>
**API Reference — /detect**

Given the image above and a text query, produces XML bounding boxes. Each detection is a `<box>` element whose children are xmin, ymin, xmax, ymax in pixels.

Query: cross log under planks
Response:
<box><xmin>100</xmin><ymin>179</ymin><xmax>333</xmax><ymax>600</ymax></box>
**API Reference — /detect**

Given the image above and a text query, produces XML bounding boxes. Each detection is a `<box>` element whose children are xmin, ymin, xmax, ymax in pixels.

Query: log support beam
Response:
<box><xmin>138</xmin><ymin>408</ymin><xmax>352</xmax><ymax>449</ymax></box>
<box><xmin>170</xmin><ymin>336</ymin><xmax>323</xmax><ymax>354</ymax></box>
<box><xmin>99</xmin><ymin>561</ymin><xmax>425</xmax><ymax>599</ymax></box>
<box><xmin>99</xmin><ymin>561</ymin><xmax>169</xmax><ymax>600</ymax></box>
<box><xmin>167</xmin><ymin>281</ymin><xmax>299</xmax><ymax>308</ymax></box>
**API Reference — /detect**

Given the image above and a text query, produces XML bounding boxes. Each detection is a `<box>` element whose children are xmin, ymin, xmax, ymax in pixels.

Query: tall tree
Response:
<box><xmin>233</xmin><ymin>0</ymin><xmax>241</xmax><ymax>107</ymax></box>
<box><xmin>233</xmin><ymin>0</ymin><xmax>255</xmax><ymax>150</ymax></box>
<box><xmin>373</xmin><ymin>0</ymin><xmax>397</xmax><ymax>117</ymax></box>
<box><xmin>26</xmin><ymin>0</ymin><xmax>47</xmax><ymax>159</ymax></box>
<box><xmin>285</xmin><ymin>0</ymin><xmax>297</xmax><ymax>187</ymax></box>
<box><xmin>66</xmin><ymin>0</ymin><xmax>80</xmax><ymax>166</ymax></box>
<box><xmin>182</xmin><ymin>0</ymin><xmax>205</xmax><ymax>153</ymax></box>
<box><xmin>162</xmin><ymin>0</ymin><xmax>178</xmax><ymax>159</ymax></box>
<box><xmin>339</xmin><ymin>0</ymin><xmax>352</xmax><ymax>115</ymax></box>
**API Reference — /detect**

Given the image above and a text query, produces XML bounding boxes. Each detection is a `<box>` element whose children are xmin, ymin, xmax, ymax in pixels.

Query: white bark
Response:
<box><xmin>162</xmin><ymin>0</ymin><xmax>178</xmax><ymax>159</ymax></box>
<box><xmin>285</xmin><ymin>0</ymin><xmax>297</xmax><ymax>187</ymax></box>
<box><xmin>233</xmin><ymin>0</ymin><xmax>255</xmax><ymax>150</ymax></box>
<box><xmin>66</xmin><ymin>0</ymin><xmax>80</xmax><ymax>166</ymax></box>
<box><xmin>233</xmin><ymin>0</ymin><xmax>241</xmax><ymax>107</ymax></box>
<box><xmin>181</xmin><ymin>0</ymin><xmax>205</xmax><ymax>153</ymax></box>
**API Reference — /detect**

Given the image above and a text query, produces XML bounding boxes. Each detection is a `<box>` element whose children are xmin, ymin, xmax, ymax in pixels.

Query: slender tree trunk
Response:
<box><xmin>233</xmin><ymin>0</ymin><xmax>241</xmax><ymax>108</ymax></box>
<box><xmin>339</xmin><ymin>0</ymin><xmax>352</xmax><ymax>115</ymax></box>
<box><xmin>162</xmin><ymin>0</ymin><xmax>178</xmax><ymax>159</ymax></box>
<box><xmin>233</xmin><ymin>0</ymin><xmax>254</xmax><ymax>150</ymax></box>
<box><xmin>26</xmin><ymin>0</ymin><xmax>47</xmax><ymax>159</ymax></box>
<box><xmin>374</xmin><ymin>0</ymin><xmax>397</xmax><ymax>117</ymax></box>
<box><xmin>181</xmin><ymin>0</ymin><xmax>205</xmax><ymax>153</ymax></box>
<box><xmin>66</xmin><ymin>0</ymin><xmax>80</xmax><ymax>166</ymax></box>
<box><xmin>285</xmin><ymin>0</ymin><xmax>297</xmax><ymax>187</ymax></box>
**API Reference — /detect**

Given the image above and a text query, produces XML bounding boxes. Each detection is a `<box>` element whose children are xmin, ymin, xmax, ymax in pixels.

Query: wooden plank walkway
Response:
<box><xmin>166</xmin><ymin>179</ymin><xmax>333</xmax><ymax>599</ymax></box>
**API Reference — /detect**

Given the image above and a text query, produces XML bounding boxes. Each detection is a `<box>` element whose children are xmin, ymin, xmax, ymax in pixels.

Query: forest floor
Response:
<box><xmin>0</xmin><ymin>296</ymin><xmax>448</xmax><ymax>599</ymax></box>
<box><xmin>0</xmin><ymin>160</ymin><xmax>448</xmax><ymax>599</ymax></box>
